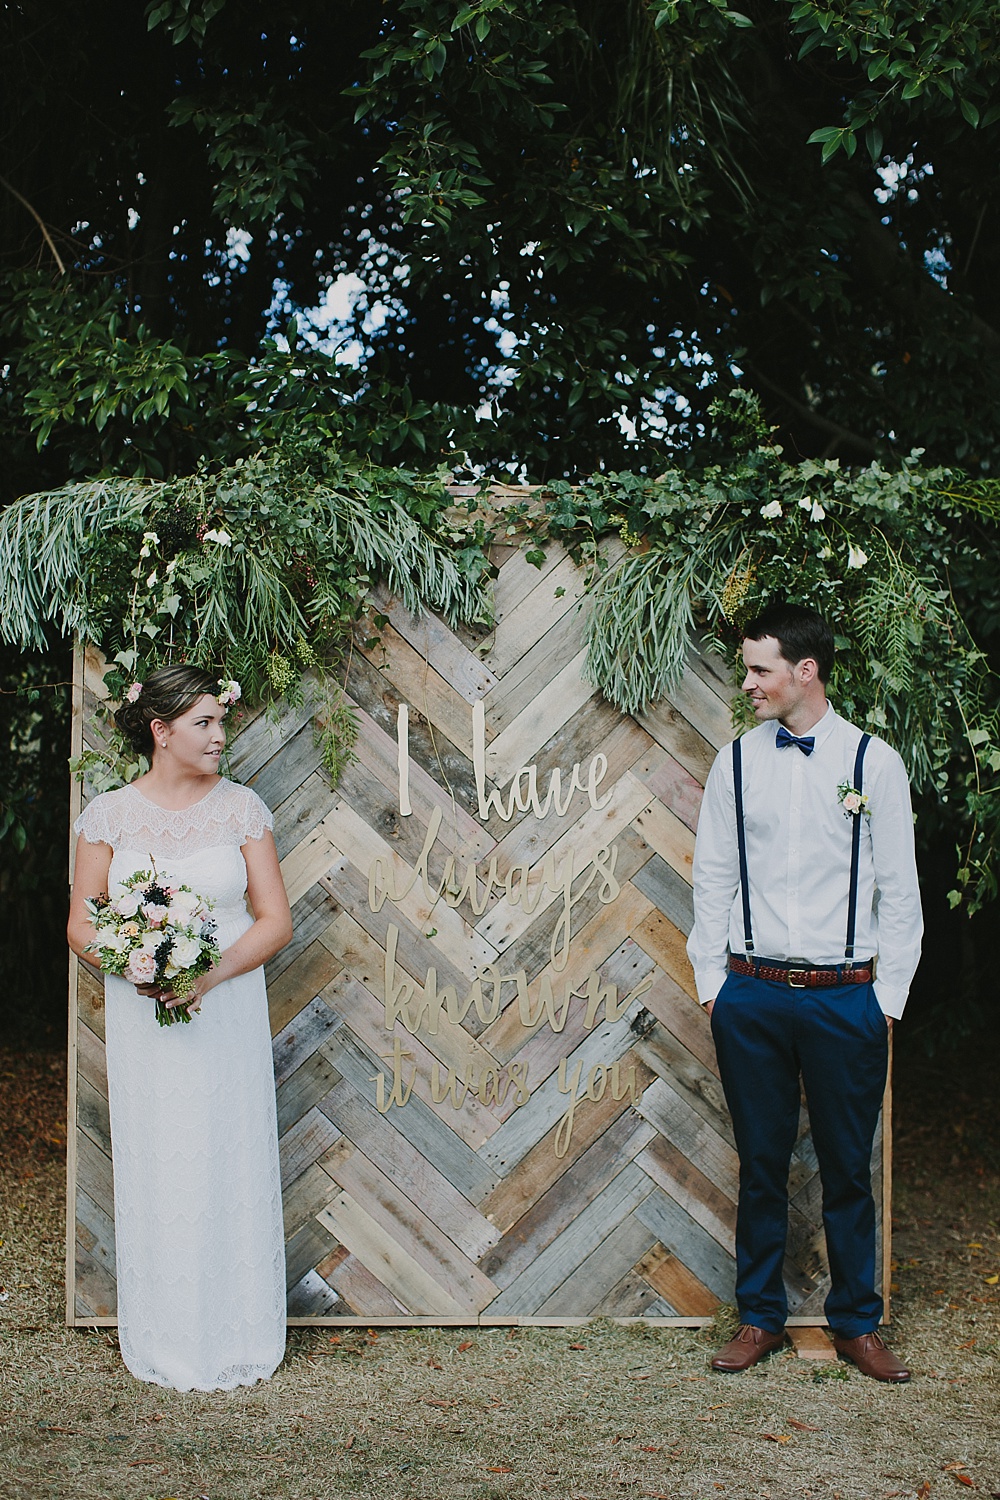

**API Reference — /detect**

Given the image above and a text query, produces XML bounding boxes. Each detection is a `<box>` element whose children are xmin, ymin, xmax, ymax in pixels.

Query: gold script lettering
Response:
<box><xmin>554</xmin><ymin>1057</ymin><xmax>641</xmax><ymax>1157</ymax></box>
<box><xmin>373</xmin><ymin>1037</ymin><xmax>417</xmax><ymax>1113</ymax></box>
<box><xmin>385</xmin><ymin>936</ymin><xmax>650</xmax><ymax>1037</ymax></box>
<box><xmin>472</xmin><ymin>700</ymin><xmax>615</xmax><ymax>822</ymax></box>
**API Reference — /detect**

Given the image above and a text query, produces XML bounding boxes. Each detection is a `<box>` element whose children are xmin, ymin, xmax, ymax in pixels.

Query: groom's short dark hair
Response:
<box><xmin>743</xmin><ymin>603</ymin><xmax>835</xmax><ymax>683</ymax></box>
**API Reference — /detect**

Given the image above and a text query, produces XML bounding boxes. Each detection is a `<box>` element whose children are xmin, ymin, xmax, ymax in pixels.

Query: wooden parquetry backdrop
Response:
<box><xmin>67</xmin><ymin>538</ymin><xmax>889</xmax><ymax>1326</ymax></box>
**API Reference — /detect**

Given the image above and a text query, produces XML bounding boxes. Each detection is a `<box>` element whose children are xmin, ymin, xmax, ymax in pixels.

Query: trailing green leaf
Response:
<box><xmin>0</xmin><ymin>441</ymin><xmax>495</xmax><ymax>786</ymax></box>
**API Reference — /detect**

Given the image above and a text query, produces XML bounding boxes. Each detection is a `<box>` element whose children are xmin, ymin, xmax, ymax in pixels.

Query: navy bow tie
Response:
<box><xmin>776</xmin><ymin>725</ymin><xmax>815</xmax><ymax>755</ymax></box>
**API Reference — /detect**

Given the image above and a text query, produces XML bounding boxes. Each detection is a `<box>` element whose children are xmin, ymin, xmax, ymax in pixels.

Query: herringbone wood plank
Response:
<box><xmin>67</xmin><ymin>535</ymin><xmax>890</xmax><ymax>1326</ymax></box>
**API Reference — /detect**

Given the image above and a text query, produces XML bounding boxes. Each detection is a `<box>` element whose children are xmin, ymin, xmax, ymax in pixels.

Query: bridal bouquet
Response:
<box><xmin>86</xmin><ymin>869</ymin><xmax>221</xmax><ymax>1026</ymax></box>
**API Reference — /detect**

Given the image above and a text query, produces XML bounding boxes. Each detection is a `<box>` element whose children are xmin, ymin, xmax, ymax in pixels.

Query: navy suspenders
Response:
<box><xmin>732</xmin><ymin>736</ymin><xmax>754</xmax><ymax>954</ymax></box>
<box><xmin>732</xmin><ymin>730</ymin><xmax>871</xmax><ymax>964</ymax></box>
<box><xmin>844</xmin><ymin>733</ymin><xmax>871</xmax><ymax>961</ymax></box>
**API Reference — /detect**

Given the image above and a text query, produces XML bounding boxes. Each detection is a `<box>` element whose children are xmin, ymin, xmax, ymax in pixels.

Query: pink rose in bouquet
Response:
<box><xmin>126</xmin><ymin>949</ymin><xmax>158</xmax><ymax>984</ymax></box>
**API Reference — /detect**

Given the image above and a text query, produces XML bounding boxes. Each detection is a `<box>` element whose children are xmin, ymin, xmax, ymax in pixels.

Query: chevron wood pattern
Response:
<box><xmin>67</xmin><ymin>541</ymin><xmax>890</xmax><ymax>1327</ymax></box>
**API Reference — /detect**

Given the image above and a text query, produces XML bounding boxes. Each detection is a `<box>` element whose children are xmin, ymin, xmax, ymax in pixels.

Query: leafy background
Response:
<box><xmin>3</xmin><ymin>0</ymin><xmax>1000</xmax><ymax>1045</ymax></box>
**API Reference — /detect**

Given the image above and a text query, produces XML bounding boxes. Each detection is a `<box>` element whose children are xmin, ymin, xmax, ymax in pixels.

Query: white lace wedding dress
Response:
<box><xmin>75</xmin><ymin>778</ymin><xmax>286</xmax><ymax>1391</ymax></box>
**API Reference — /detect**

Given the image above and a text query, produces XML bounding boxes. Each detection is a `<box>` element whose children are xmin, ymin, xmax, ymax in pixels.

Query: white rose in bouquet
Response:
<box><xmin>166</xmin><ymin>889</ymin><xmax>201</xmax><ymax>923</ymax></box>
<box><xmin>169</xmin><ymin>934</ymin><xmax>203</xmax><ymax>970</ymax></box>
<box><xmin>99</xmin><ymin>928</ymin><xmax>131</xmax><ymax>956</ymax></box>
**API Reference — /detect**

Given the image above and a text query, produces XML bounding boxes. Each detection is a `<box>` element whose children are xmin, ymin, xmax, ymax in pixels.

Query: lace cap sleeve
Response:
<box><xmin>73</xmin><ymin>791</ymin><xmax>118</xmax><ymax>846</ymax></box>
<box><xmin>233</xmin><ymin>783</ymin><xmax>274</xmax><ymax>843</ymax></box>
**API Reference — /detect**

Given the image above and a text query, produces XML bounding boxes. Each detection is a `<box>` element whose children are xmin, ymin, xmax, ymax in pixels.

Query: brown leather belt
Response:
<box><xmin>728</xmin><ymin>955</ymin><xmax>874</xmax><ymax>988</ymax></box>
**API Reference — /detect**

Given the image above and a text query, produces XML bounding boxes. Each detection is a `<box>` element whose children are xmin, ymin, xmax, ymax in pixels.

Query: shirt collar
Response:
<box><xmin>773</xmin><ymin>701</ymin><xmax>837</xmax><ymax>751</ymax></box>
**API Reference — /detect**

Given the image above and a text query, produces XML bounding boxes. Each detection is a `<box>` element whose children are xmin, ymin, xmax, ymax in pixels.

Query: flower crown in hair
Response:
<box><xmin>122</xmin><ymin>678</ymin><xmax>241</xmax><ymax>708</ymax></box>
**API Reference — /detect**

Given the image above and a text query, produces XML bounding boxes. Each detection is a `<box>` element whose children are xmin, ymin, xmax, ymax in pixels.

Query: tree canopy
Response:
<box><xmin>4</xmin><ymin>0</ymin><xmax>1000</xmax><ymax>1043</ymax></box>
<box><xmin>3</xmin><ymin>0</ymin><xmax>1000</xmax><ymax>490</ymax></box>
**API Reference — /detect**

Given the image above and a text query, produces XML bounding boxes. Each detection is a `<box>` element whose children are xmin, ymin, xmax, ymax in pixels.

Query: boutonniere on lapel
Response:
<box><xmin>837</xmin><ymin>780</ymin><xmax>871</xmax><ymax>818</ymax></box>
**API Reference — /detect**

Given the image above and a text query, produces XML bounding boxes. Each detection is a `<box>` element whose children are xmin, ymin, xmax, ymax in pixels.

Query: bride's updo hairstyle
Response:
<box><xmin>114</xmin><ymin>665</ymin><xmax>220</xmax><ymax>755</ymax></box>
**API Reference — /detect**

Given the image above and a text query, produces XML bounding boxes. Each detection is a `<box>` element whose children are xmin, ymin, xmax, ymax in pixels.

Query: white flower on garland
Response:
<box><xmin>203</xmin><ymin>528</ymin><xmax>233</xmax><ymax>547</ymax></box>
<box><xmin>760</xmin><ymin>499</ymin><xmax>783</xmax><ymax>520</ymax></box>
<box><xmin>846</xmin><ymin>543</ymin><xmax>869</xmax><ymax>569</ymax></box>
<box><xmin>798</xmin><ymin>496</ymin><xmax>826</xmax><ymax>522</ymax></box>
<box><xmin>139</xmin><ymin>530</ymin><xmax>160</xmax><ymax>559</ymax></box>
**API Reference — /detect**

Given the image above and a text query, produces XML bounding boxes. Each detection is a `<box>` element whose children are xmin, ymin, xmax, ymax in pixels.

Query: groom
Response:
<box><xmin>687</xmin><ymin>604</ymin><xmax>922</xmax><ymax>1381</ymax></box>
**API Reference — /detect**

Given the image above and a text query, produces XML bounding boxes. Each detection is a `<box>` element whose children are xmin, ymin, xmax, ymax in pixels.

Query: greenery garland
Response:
<box><xmin>0</xmin><ymin>440</ymin><xmax>495</xmax><ymax>788</ymax></box>
<box><xmin>534</xmin><ymin>408</ymin><xmax>1000</xmax><ymax>909</ymax></box>
<box><xmin>2</xmin><ymin>398</ymin><xmax>998</xmax><ymax>909</ymax></box>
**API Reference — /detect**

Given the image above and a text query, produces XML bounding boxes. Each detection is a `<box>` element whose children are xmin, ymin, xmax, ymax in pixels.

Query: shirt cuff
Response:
<box><xmin>872</xmin><ymin>982</ymin><xmax>908</xmax><ymax>1020</ymax></box>
<box><xmin>693</xmin><ymin>964</ymin><xmax>729</xmax><ymax>1007</ymax></box>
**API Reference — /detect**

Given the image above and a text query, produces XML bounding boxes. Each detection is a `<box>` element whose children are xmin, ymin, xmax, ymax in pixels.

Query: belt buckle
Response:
<box><xmin>786</xmin><ymin>962</ymin><xmax>810</xmax><ymax>989</ymax></box>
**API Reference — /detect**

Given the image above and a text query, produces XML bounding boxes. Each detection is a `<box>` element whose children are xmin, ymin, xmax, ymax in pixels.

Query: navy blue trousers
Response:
<box><xmin>710</xmin><ymin>970</ymin><xmax>889</xmax><ymax>1338</ymax></box>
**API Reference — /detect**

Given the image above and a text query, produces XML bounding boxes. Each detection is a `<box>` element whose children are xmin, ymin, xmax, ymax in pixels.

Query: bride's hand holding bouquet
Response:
<box><xmin>85</xmin><ymin>868</ymin><xmax>222</xmax><ymax>1025</ymax></box>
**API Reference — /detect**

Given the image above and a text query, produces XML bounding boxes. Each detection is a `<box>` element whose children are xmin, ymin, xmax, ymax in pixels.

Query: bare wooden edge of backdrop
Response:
<box><xmin>64</xmin><ymin>550</ymin><xmax>895</xmax><ymax>1331</ymax></box>
<box><xmin>63</xmin><ymin>1316</ymin><xmax>844</xmax><ymax>1330</ymax></box>
<box><xmin>66</xmin><ymin>641</ymin><xmax>86</xmax><ymax>1327</ymax></box>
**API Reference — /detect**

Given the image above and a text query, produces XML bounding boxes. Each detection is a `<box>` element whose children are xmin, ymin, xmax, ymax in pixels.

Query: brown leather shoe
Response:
<box><xmin>711</xmin><ymin>1323</ymin><xmax>787</xmax><ymax>1372</ymax></box>
<box><xmin>832</xmin><ymin>1330</ymin><xmax>910</xmax><ymax>1383</ymax></box>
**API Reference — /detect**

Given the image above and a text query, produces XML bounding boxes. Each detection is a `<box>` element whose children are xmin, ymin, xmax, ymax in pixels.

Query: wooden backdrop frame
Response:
<box><xmin>66</xmin><ymin>542</ymin><xmax>891</xmax><ymax>1328</ymax></box>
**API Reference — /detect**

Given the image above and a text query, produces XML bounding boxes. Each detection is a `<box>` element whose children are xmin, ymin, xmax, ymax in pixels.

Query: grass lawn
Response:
<box><xmin>1</xmin><ymin>1046</ymin><xmax>997</xmax><ymax>1500</ymax></box>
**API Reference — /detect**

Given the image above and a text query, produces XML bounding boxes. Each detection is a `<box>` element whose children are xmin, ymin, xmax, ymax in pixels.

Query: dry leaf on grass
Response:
<box><xmin>917</xmin><ymin>1483</ymin><xmax>931</xmax><ymax>1498</ymax></box>
<box><xmin>762</xmin><ymin>1432</ymin><xmax>791</xmax><ymax>1443</ymax></box>
<box><xmin>788</xmin><ymin>1418</ymin><xmax>822</xmax><ymax>1432</ymax></box>
<box><xmin>456</xmin><ymin>1340</ymin><xmax>474</xmax><ymax>1352</ymax></box>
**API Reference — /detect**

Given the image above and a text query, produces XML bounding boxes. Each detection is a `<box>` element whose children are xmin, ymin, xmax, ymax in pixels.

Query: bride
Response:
<box><xmin>67</xmin><ymin>664</ymin><xmax>293</xmax><ymax>1390</ymax></box>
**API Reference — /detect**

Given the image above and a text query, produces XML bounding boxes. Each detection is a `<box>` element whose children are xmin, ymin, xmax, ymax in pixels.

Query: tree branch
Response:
<box><xmin>744</xmin><ymin>364</ymin><xmax>879</xmax><ymax>460</ymax></box>
<box><xmin>0</xmin><ymin>175</ymin><xmax>66</xmax><ymax>275</ymax></box>
<box><xmin>843</xmin><ymin>188</ymin><xmax>1000</xmax><ymax>356</ymax></box>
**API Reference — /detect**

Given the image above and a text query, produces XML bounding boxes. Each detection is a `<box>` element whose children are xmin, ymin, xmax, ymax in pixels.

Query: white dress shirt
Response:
<box><xmin>686</xmin><ymin>704</ymin><xmax>923</xmax><ymax>1019</ymax></box>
